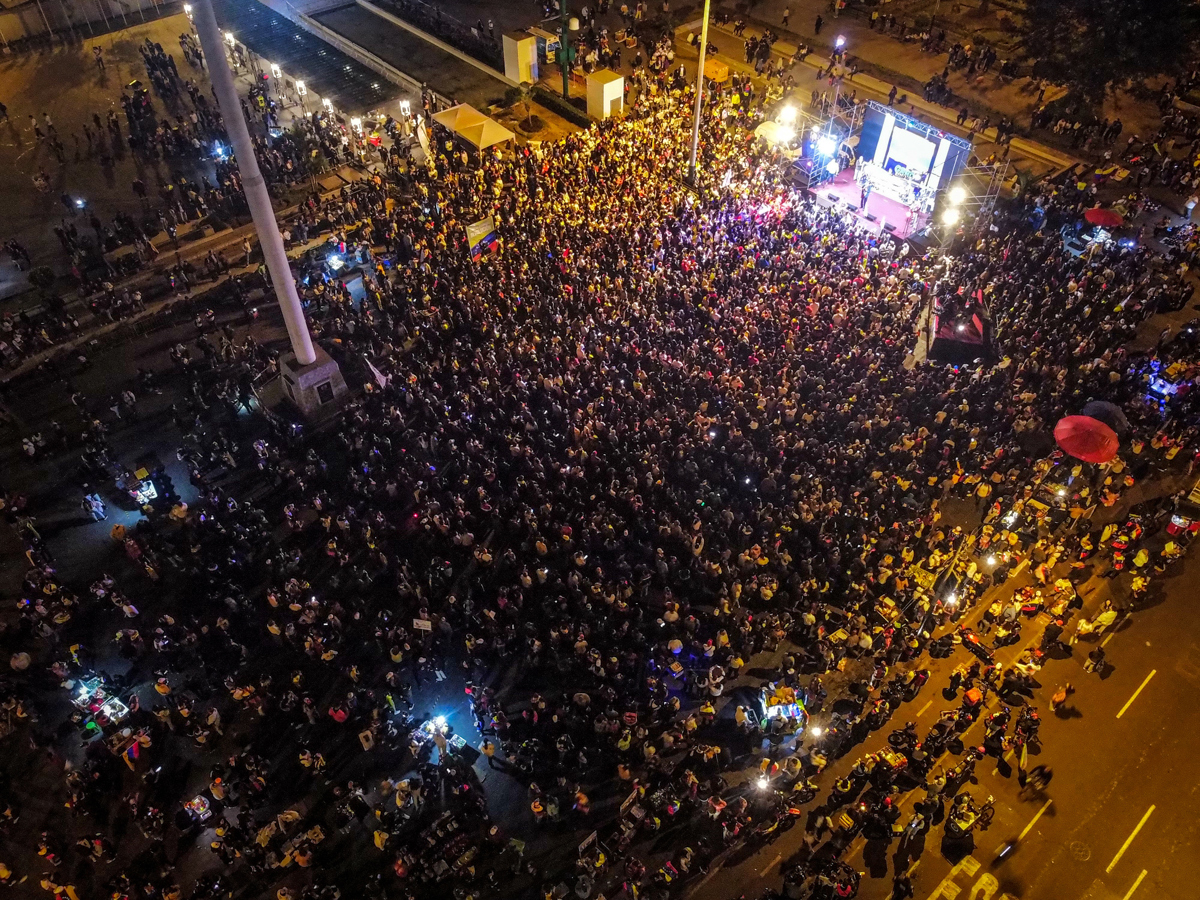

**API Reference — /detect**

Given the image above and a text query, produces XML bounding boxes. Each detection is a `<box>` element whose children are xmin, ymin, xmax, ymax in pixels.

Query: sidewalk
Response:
<box><xmin>687</xmin><ymin>16</ymin><xmax>1077</xmax><ymax>176</ymax></box>
<box><xmin>714</xmin><ymin>0</ymin><xmax>1162</xmax><ymax>155</ymax></box>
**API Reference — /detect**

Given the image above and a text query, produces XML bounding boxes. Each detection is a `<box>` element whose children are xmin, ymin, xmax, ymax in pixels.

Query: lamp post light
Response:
<box><xmin>296</xmin><ymin>80</ymin><xmax>307</xmax><ymax>114</ymax></box>
<box><xmin>687</xmin><ymin>0</ymin><xmax>712</xmax><ymax>186</ymax></box>
<box><xmin>559</xmin><ymin>2</ymin><xmax>580</xmax><ymax>100</ymax></box>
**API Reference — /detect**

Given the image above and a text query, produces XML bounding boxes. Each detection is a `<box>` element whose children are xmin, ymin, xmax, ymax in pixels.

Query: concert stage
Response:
<box><xmin>817</xmin><ymin>170</ymin><xmax>927</xmax><ymax>239</ymax></box>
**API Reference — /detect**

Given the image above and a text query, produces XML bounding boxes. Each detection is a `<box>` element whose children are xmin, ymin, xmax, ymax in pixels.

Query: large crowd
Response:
<box><xmin>0</xmin><ymin>52</ymin><xmax>1198</xmax><ymax>900</ymax></box>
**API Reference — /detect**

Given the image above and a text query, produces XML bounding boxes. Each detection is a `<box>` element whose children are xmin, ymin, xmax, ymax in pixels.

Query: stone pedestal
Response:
<box><xmin>280</xmin><ymin>344</ymin><xmax>349</xmax><ymax>417</ymax></box>
<box><xmin>586</xmin><ymin>69</ymin><xmax>624</xmax><ymax>119</ymax></box>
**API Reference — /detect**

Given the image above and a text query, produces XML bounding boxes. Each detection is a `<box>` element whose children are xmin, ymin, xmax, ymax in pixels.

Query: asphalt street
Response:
<box><xmin>691</xmin><ymin>536</ymin><xmax>1200</xmax><ymax>900</ymax></box>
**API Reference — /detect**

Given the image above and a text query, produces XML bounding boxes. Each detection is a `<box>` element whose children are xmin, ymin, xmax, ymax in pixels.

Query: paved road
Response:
<box><xmin>690</xmin><ymin>544</ymin><xmax>1199</xmax><ymax>900</ymax></box>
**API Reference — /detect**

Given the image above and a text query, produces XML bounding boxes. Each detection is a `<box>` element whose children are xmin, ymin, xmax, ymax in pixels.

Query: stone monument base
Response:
<box><xmin>280</xmin><ymin>345</ymin><xmax>349</xmax><ymax>417</ymax></box>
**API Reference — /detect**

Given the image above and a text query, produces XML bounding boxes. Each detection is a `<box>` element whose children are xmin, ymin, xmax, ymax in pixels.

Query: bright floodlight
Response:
<box><xmin>184</xmin><ymin>3</ymin><xmax>193</xmax><ymax>16</ymax></box>
<box><xmin>942</xmin><ymin>208</ymin><xmax>960</xmax><ymax>226</ymax></box>
<box><xmin>949</xmin><ymin>186</ymin><xmax>968</xmax><ymax>205</ymax></box>
<box><xmin>816</xmin><ymin>134</ymin><xmax>837</xmax><ymax>156</ymax></box>
<box><xmin>270</xmin><ymin>63</ymin><xmax>282</xmax><ymax>79</ymax></box>
<box><xmin>779</xmin><ymin>105</ymin><xmax>797</xmax><ymax>124</ymax></box>
<box><xmin>810</xmin><ymin>726</ymin><xmax>823</xmax><ymax>737</ymax></box>
<box><xmin>777</xmin><ymin>126</ymin><xmax>795</xmax><ymax>142</ymax></box>
<box><xmin>835</xmin><ymin>35</ymin><xmax>846</xmax><ymax>48</ymax></box>
<box><xmin>296</xmin><ymin>80</ymin><xmax>307</xmax><ymax>96</ymax></box>
<box><xmin>987</xmin><ymin>555</ymin><xmax>997</xmax><ymax>566</ymax></box>
<box><xmin>224</xmin><ymin>31</ymin><xmax>235</xmax><ymax>45</ymax></box>
<box><xmin>757</xmin><ymin>776</ymin><xmax>770</xmax><ymax>790</ymax></box>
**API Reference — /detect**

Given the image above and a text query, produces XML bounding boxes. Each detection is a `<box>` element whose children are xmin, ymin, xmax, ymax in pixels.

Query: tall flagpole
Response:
<box><xmin>191</xmin><ymin>0</ymin><xmax>317</xmax><ymax>366</ymax></box>
<box><xmin>687</xmin><ymin>0</ymin><xmax>711</xmax><ymax>185</ymax></box>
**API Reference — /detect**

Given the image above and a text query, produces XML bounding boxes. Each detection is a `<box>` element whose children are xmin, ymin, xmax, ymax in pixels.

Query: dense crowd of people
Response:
<box><xmin>0</xmin><ymin>43</ymin><xmax>1198</xmax><ymax>900</ymax></box>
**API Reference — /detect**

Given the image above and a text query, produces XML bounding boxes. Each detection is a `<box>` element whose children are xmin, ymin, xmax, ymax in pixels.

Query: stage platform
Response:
<box><xmin>814</xmin><ymin>170</ymin><xmax>927</xmax><ymax>240</ymax></box>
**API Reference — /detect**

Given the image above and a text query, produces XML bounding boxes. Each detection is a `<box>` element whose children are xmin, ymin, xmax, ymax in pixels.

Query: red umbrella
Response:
<box><xmin>1084</xmin><ymin>207</ymin><xmax>1124</xmax><ymax>228</ymax></box>
<box><xmin>1054</xmin><ymin>416</ymin><xmax>1119</xmax><ymax>464</ymax></box>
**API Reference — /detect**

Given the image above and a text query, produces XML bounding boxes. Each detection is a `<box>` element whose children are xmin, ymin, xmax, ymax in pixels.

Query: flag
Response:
<box><xmin>366</xmin><ymin>360</ymin><xmax>390</xmax><ymax>389</ymax></box>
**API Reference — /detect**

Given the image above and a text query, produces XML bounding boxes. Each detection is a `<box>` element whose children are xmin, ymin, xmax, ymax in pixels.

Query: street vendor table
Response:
<box><xmin>185</xmin><ymin>795</ymin><xmax>213</xmax><ymax>823</ymax></box>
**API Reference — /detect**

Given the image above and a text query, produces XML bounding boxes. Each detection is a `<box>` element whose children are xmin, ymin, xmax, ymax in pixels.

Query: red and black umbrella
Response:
<box><xmin>1054</xmin><ymin>415</ymin><xmax>1119</xmax><ymax>464</ymax></box>
<box><xmin>1083</xmin><ymin>207</ymin><xmax>1124</xmax><ymax>228</ymax></box>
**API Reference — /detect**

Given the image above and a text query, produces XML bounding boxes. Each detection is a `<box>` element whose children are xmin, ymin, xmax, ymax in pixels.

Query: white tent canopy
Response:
<box><xmin>431</xmin><ymin>103</ymin><xmax>516</xmax><ymax>151</ymax></box>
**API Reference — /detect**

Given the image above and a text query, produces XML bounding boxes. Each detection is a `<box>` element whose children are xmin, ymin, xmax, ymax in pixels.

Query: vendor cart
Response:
<box><xmin>185</xmin><ymin>795</ymin><xmax>213</xmax><ymax>824</ymax></box>
<box><xmin>760</xmin><ymin>684</ymin><xmax>809</xmax><ymax>734</ymax></box>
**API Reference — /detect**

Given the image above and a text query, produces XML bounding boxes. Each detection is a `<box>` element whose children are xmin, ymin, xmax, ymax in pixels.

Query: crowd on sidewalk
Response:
<box><xmin>1</xmin><ymin>46</ymin><xmax>1199</xmax><ymax>900</ymax></box>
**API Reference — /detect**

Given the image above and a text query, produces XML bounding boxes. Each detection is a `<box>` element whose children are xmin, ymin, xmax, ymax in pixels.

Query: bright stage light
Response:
<box><xmin>816</xmin><ymin>134</ymin><xmax>837</xmax><ymax>156</ymax></box>
<box><xmin>778</xmin><ymin>105</ymin><xmax>797</xmax><ymax>124</ymax></box>
<box><xmin>942</xmin><ymin>208</ymin><xmax>960</xmax><ymax>226</ymax></box>
<box><xmin>949</xmin><ymin>186</ymin><xmax>967</xmax><ymax>205</ymax></box>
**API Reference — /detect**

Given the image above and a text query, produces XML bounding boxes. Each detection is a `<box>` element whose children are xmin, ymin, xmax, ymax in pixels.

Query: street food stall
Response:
<box><xmin>760</xmin><ymin>684</ymin><xmax>809</xmax><ymax>732</ymax></box>
<box><xmin>185</xmin><ymin>794</ymin><xmax>214</xmax><ymax>823</ymax></box>
<box><xmin>116</xmin><ymin>467</ymin><xmax>158</xmax><ymax>505</ymax></box>
<box><xmin>1167</xmin><ymin>478</ymin><xmax>1200</xmax><ymax>536</ymax></box>
<box><xmin>70</xmin><ymin>677</ymin><xmax>131</xmax><ymax>729</ymax></box>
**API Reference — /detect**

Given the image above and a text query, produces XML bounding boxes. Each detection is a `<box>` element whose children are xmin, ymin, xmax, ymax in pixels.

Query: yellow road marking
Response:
<box><xmin>1120</xmin><ymin>870</ymin><xmax>1149</xmax><ymax>900</ymax></box>
<box><xmin>1106</xmin><ymin>806</ymin><xmax>1155</xmax><ymax>873</ymax></box>
<box><xmin>1116</xmin><ymin>670</ymin><xmax>1156</xmax><ymax>719</ymax></box>
<box><xmin>1018</xmin><ymin>799</ymin><xmax>1052</xmax><ymax>841</ymax></box>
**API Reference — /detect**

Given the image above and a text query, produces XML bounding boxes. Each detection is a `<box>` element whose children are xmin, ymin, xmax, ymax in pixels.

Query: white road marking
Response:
<box><xmin>1018</xmin><ymin>798</ymin><xmax>1053</xmax><ymax>841</ymax></box>
<box><xmin>917</xmin><ymin>699</ymin><xmax>933</xmax><ymax>716</ymax></box>
<box><xmin>1106</xmin><ymin>806</ymin><xmax>1155</xmax><ymax>873</ymax></box>
<box><xmin>1120</xmin><ymin>870</ymin><xmax>1149</xmax><ymax>900</ymax></box>
<box><xmin>763</xmin><ymin>853</ymin><xmax>782</xmax><ymax>872</ymax></box>
<box><xmin>1116</xmin><ymin>670</ymin><xmax>1156</xmax><ymax>719</ymax></box>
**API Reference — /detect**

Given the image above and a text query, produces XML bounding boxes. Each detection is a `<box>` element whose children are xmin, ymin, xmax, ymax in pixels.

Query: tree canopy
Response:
<box><xmin>1018</xmin><ymin>0</ymin><xmax>1200</xmax><ymax>101</ymax></box>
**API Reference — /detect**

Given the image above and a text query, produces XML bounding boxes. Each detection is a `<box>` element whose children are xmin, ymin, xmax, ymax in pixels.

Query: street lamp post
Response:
<box><xmin>559</xmin><ymin>1</ymin><xmax>578</xmax><ymax>100</ymax></box>
<box><xmin>687</xmin><ymin>0</ymin><xmax>711</xmax><ymax>185</ymax></box>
